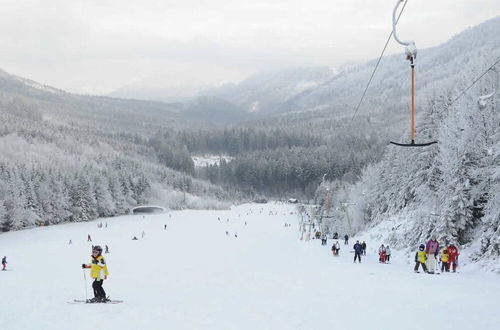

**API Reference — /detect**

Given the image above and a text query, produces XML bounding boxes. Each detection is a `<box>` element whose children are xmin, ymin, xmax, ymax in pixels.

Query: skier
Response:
<box><xmin>447</xmin><ymin>243</ymin><xmax>459</xmax><ymax>272</ymax></box>
<box><xmin>321</xmin><ymin>234</ymin><xmax>327</xmax><ymax>246</ymax></box>
<box><xmin>2</xmin><ymin>256</ymin><xmax>7</xmax><ymax>270</ymax></box>
<box><xmin>82</xmin><ymin>246</ymin><xmax>109</xmax><ymax>303</ymax></box>
<box><xmin>385</xmin><ymin>246</ymin><xmax>391</xmax><ymax>263</ymax></box>
<box><xmin>378</xmin><ymin>244</ymin><xmax>386</xmax><ymax>263</ymax></box>
<box><xmin>414</xmin><ymin>244</ymin><xmax>428</xmax><ymax>273</ymax></box>
<box><xmin>344</xmin><ymin>234</ymin><xmax>349</xmax><ymax>245</ymax></box>
<box><xmin>164</xmin><ymin>224</ymin><xmax>167</xmax><ymax>230</ymax></box>
<box><xmin>132</xmin><ymin>236</ymin><xmax>138</xmax><ymax>240</ymax></box>
<box><xmin>87</xmin><ymin>234</ymin><xmax>92</xmax><ymax>242</ymax></box>
<box><xmin>425</xmin><ymin>236</ymin><xmax>440</xmax><ymax>274</ymax></box>
<box><xmin>440</xmin><ymin>249</ymin><xmax>449</xmax><ymax>272</ymax></box>
<box><xmin>353</xmin><ymin>240</ymin><xmax>363</xmax><ymax>263</ymax></box>
<box><xmin>362</xmin><ymin>241</ymin><xmax>367</xmax><ymax>255</ymax></box>
<box><xmin>142</xmin><ymin>230</ymin><xmax>145</xmax><ymax>238</ymax></box>
<box><xmin>69</xmin><ymin>239</ymin><xmax>72</xmax><ymax>245</ymax></box>
<box><xmin>105</xmin><ymin>245</ymin><xmax>109</xmax><ymax>254</ymax></box>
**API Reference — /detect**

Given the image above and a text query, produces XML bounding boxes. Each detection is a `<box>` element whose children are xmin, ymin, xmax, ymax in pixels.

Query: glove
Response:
<box><xmin>81</xmin><ymin>264</ymin><xmax>86</xmax><ymax>269</ymax></box>
<box><xmin>92</xmin><ymin>259</ymin><xmax>98</xmax><ymax>265</ymax></box>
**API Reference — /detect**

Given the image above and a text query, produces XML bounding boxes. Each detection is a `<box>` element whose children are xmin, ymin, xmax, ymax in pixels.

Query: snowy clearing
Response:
<box><xmin>1</xmin><ymin>203</ymin><xmax>499</xmax><ymax>330</ymax></box>
<box><xmin>192</xmin><ymin>155</ymin><xmax>233</xmax><ymax>167</ymax></box>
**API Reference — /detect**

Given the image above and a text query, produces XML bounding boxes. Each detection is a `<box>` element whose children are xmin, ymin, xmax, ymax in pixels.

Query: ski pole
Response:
<box><xmin>83</xmin><ymin>269</ymin><xmax>88</xmax><ymax>300</ymax></box>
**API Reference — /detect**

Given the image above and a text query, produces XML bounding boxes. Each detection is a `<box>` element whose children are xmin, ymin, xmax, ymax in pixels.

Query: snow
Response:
<box><xmin>192</xmin><ymin>155</ymin><xmax>233</xmax><ymax>167</ymax></box>
<box><xmin>1</xmin><ymin>203</ymin><xmax>499</xmax><ymax>330</ymax></box>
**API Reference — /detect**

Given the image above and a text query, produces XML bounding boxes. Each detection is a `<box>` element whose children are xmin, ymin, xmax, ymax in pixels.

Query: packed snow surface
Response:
<box><xmin>1</xmin><ymin>203</ymin><xmax>499</xmax><ymax>330</ymax></box>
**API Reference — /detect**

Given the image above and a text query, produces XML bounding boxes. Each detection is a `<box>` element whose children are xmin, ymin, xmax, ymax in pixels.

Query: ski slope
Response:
<box><xmin>1</xmin><ymin>203</ymin><xmax>499</xmax><ymax>330</ymax></box>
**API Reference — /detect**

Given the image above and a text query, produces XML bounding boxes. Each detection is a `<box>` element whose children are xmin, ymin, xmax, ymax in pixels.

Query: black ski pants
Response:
<box><xmin>354</xmin><ymin>252</ymin><xmax>361</xmax><ymax>262</ymax></box>
<box><xmin>92</xmin><ymin>279</ymin><xmax>106</xmax><ymax>298</ymax></box>
<box><xmin>385</xmin><ymin>255</ymin><xmax>390</xmax><ymax>262</ymax></box>
<box><xmin>414</xmin><ymin>261</ymin><xmax>427</xmax><ymax>272</ymax></box>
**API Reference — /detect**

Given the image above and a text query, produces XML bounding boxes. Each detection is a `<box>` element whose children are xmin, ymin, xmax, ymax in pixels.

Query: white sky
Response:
<box><xmin>0</xmin><ymin>0</ymin><xmax>498</xmax><ymax>94</ymax></box>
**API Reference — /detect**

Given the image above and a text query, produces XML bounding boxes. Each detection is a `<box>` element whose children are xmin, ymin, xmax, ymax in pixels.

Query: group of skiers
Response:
<box><xmin>414</xmin><ymin>237</ymin><xmax>459</xmax><ymax>274</ymax></box>
<box><xmin>378</xmin><ymin>244</ymin><xmax>391</xmax><ymax>263</ymax></box>
<box><xmin>331</xmin><ymin>241</ymin><xmax>341</xmax><ymax>255</ymax></box>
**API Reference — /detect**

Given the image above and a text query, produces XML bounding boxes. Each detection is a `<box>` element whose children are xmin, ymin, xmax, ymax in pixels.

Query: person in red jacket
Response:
<box><xmin>378</xmin><ymin>244</ymin><xmax>386</xmax><ymax>263</ymax></box>
<box><xmin>447</xmin><ymin>244</ymin><xmax>459</xmax><ymax>272</ymax></box>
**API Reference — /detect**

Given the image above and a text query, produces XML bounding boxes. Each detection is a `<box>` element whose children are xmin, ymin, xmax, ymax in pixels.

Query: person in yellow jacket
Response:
<box><xmin>440</xmin><ymin>249</ymin><xmax>450</xmax><ymax>272</ymax></box>
<box><xmin>414</xmin><ymin>244</ymin><xmax>428</xmax><ymax>273</ymax></box>
<box><xmin>82</xmin><ymin>245</ymin><xmax>109</xmax><ymax>303</ymax></box>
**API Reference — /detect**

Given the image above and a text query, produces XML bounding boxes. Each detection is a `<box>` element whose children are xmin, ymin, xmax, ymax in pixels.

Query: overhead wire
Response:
<box><xmin>449</xmin><ymin>56</ymin><xmax>500</xmax><ymax>106</ymax></box>
<box><xmin>348</xmin><ymin>0</ymin><xmax>409</xmax><ymax>127</ymax></box>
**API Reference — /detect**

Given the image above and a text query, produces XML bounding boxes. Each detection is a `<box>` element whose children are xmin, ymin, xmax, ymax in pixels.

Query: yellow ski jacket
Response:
<box><xmin>415</xmin><ymin>251</ymin><xmax>427</xmax><ymax>263</ymax></box>
<box><xmin>87</xmin><ymin>255</ymin><xmax>109</xmax><ymax>280</ymax></box>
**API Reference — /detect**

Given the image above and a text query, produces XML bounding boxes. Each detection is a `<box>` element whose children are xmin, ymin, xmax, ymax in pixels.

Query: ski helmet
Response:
<box><xmin>419</xmin><ymin>244</ymin><xmax>425</xmax><ymax>250</ymax></box>
<box><xmin>92</xmin><ymin>245</ymin><xmax>103</xmax><ymax>254</ymax></box>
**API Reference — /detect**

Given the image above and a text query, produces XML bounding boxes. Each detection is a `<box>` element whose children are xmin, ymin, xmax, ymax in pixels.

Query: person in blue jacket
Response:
<box><xmin>353</xmin><ymin>240</ymin><xmax>363</xmax><ymax>263</ymax></box>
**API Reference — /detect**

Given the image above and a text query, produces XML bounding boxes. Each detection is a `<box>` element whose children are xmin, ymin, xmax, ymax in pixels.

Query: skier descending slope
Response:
<box><xmin>2</xmin><ymin>256</ymin><xmax>7</xmax><ymax>270</ymax></box>
<box><xmin>82</xmin><ymin>246</ymin><xmax>109</xmax><ymax>303</ymax></box>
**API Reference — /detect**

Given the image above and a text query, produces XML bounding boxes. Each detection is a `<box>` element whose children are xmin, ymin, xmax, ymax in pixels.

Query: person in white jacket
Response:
<box><xmin>385</xmin><ymin>246</ymin><xmax>391</xmax><ymax>262</ymax></box>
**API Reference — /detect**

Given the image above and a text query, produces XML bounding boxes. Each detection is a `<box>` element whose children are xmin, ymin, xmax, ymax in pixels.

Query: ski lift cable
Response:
<box><xmin>348</xmin><ymin>0</ymin><xmax>409</xmax><ymax>127</ymax></box>
<box><xmin>450</xmin><ymin>56</ymin><xmax>500</xmax><ymax>106</ymax></box>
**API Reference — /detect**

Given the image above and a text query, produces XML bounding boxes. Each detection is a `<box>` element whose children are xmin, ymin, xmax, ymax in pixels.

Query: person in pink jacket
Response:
<box><xmin>425</xmin><ymin>236</ymin><xmax>440</xmax><ymax>274</ymax></box>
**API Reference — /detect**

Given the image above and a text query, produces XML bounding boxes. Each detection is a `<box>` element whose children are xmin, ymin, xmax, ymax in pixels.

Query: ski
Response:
<box><xmin>69</xmin><ymin>299</ymin><xmax>123</xmax><ymax>304</ymax></box>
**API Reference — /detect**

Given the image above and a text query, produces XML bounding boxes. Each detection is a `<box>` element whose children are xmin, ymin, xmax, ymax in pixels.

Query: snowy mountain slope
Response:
<box><xmin>0</xmin><ymin>68</ymin><xmax>233</xmax><ymax>232</ymax></box>
<box><xmin>0</xmin><ymin>68</ymin><xmax>187</xmax><ymax>135</ymax></box>
<box><xmin>1</xmin><ymin>203</ymin><xmax>499</xmax><ymax>330</ymax></box>
<box><xmin>280</xmin><ymin>17</ymin><xmax>500</xmax><ymax>117</ymax></box>
<box><xmin>210</xmin><ymin>66</ymin><xmax>335</xmax><ymax>114</ymax></box>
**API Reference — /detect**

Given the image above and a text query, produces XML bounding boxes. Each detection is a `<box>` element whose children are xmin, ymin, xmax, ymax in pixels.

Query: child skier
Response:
<box><xmin>82</xmin><ymin>246</ymin><xmax>109</xmax><ymax>303</ymax></box>
<box><xmin>447</xmin><ymin>244</ymin><xmax>459</xmax><ymax>272</ymax></box>
<box><xmin>2</xmin><ymin>256</ymin><xmax>7</xmax><ymax>270</ymax></box>
<box><xmin>440</xmin><ymin>249</ymin><xmax>450</xmax><ymax>272</ymax></box>
<box><xmin>378</xmin><ymin>244</ymin><xmax>386</xmax><ymax>263</ymax></box>
<box><xmin>414</xmin><ymin>244</ymin><xmax>428</xmax><ymax>273</ymax></box>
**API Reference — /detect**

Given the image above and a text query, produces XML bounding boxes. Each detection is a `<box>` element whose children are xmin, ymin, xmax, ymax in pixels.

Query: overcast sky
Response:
<box><xmin>0</xmin><ymin>0</ymin><xmax>498</xmax><ymax>94</ymax></box>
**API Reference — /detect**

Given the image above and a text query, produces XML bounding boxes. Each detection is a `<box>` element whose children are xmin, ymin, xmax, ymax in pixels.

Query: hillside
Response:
<box><xmin>0</xmin><ymin>69</ymin><xmax>233</xmax><ymax>232</ymax></box>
